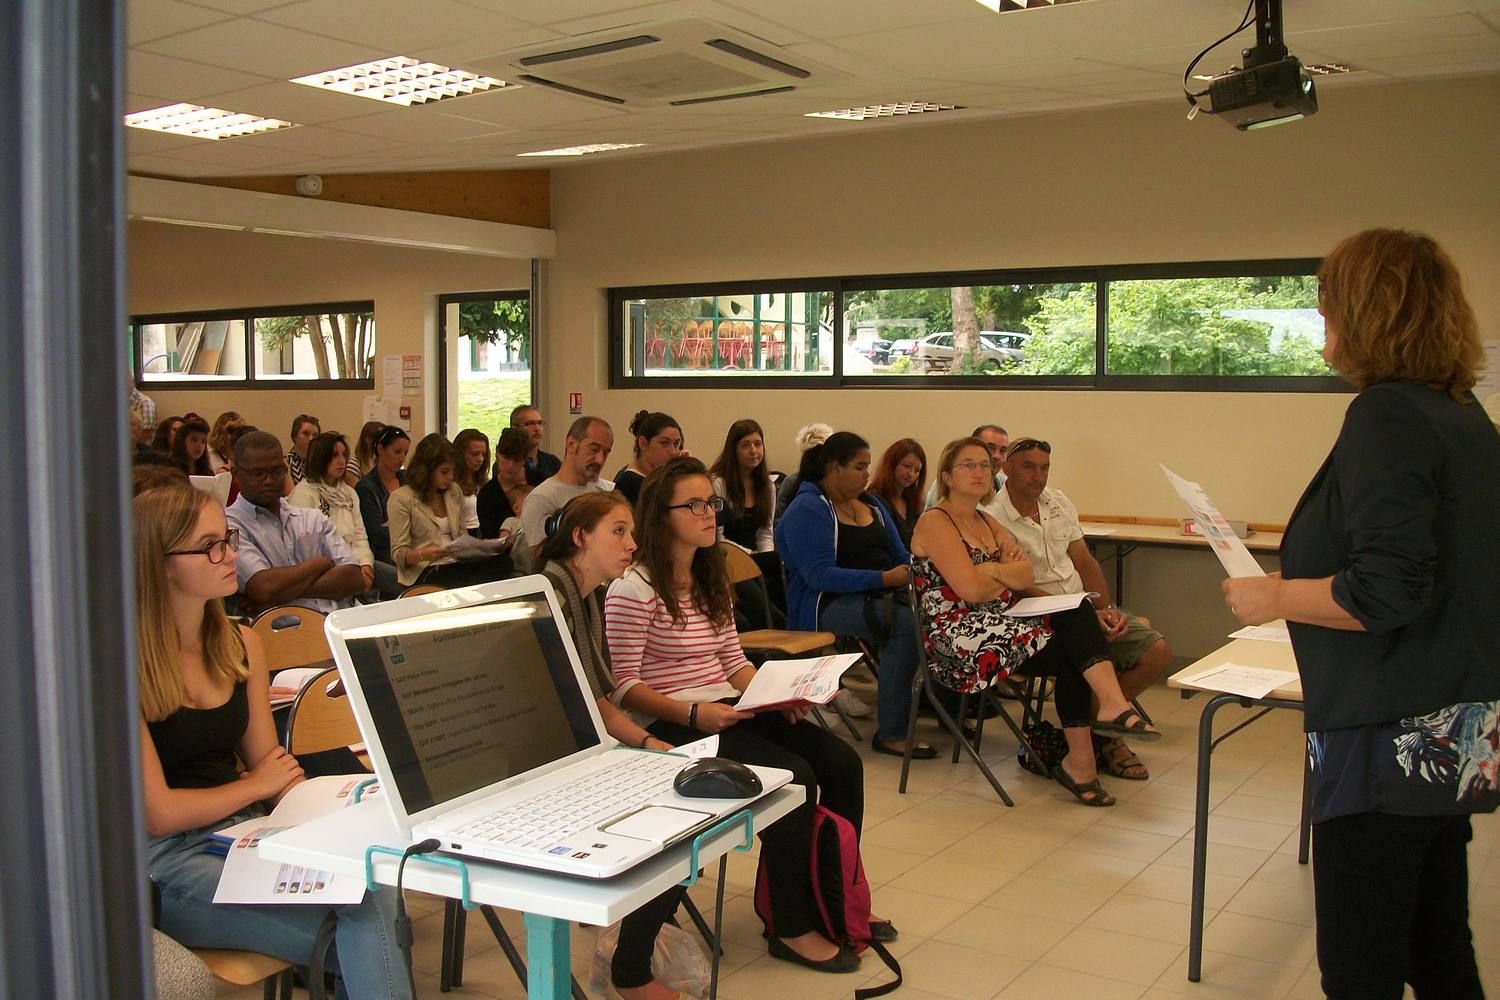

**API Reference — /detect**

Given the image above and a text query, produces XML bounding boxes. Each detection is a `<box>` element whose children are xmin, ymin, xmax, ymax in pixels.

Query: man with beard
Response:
<box><xmin>517</xmin><ymin>416</ymin><xmax>614</xmax><ymax>570</ymax></box>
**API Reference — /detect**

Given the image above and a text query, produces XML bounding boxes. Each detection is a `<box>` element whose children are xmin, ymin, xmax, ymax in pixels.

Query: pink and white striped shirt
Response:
<box><xmin>604</xmin><ymin>567</ymin><xmax>749</xmax><ymax>708</ymax></box>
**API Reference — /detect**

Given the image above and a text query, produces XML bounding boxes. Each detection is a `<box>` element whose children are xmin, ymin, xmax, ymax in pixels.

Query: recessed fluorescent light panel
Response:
<box><xmin>1305</xmin><ymin>63</ymin><xmax>1357</xmax><ymax>75</ymax></box>
<box><xmin>806</xmin><ymin>101</ymin><xmax>964</xmax><ymax>121</ymax></box>
<box><xmin>516</xmin><ymin>143</ymin><xmax>646</xmax><ymax>157</ymax></box>
<box><xmin>292</xmin><ymin>57</ymin><xmax>510</xmax><ymax>107</ymax></box>
<box><xmin>124</xmin><ymin>103</ymin><xmax>297</xmax><ymax>140</ymax></box>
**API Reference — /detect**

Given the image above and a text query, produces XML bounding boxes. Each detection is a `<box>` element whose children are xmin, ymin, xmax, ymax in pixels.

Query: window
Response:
<box><xmin>438</xmin><ymin>291</ymin><xmax>532</xmax><ymax>437</ymax></box>
<box><xmin>613</xmin><ymin>285</ymin><xmax>836</xmax><ymax>381</ymax></box>
<box><xmin>847</xmin><ymin>280</ymin><xmax>1094</xmax><ymax>376</ymax></box>
<box><xmin>132</xmin><ymin>301</ymin><xmax>375</xmax><ymax>388</ymax></box>
<box><xmin>611</xmin><ymin>260</ymin><xmax>1341</xmax><ymax>391</ymax></box>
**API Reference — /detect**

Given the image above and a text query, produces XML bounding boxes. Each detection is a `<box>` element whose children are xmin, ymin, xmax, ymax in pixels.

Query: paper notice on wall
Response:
<box><xmin>382</xmin><ymin>356</ymin><xmax>403</xmax><ymax>396</ymax></box>
<box><xmin>362</xmin><ymin>396</ymin><xmax>410</xmax><ymax>431</ymax></box>
<box><xmin>1477</xmin><ymin>339</ymin><xmax>1500</xmax><ymax>423</ymax></box>
<box><xmin>401</xmin><ymin>354</ymin><xmax>422</xmax><ymax>393</ymax></box>
<box><xmin>1160</xmin><ymin>465</ymin><xmax>1265</xmax><ymax>579</ymax></box>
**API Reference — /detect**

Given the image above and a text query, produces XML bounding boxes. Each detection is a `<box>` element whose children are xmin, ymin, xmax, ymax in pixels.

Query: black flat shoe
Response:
<box><xmin>767</xmin><ymin>936</ymin><xmax>861</xmax><ymax>973</ymax></box>
<box><xmin>872</xmin><ymin>736</ymin><xmax>937</xmax><ymax>759</ymax></box>
<box><xmin>869</xmin><ymin>919</ymin><xmax>898</xmax><ymax>943</ymax></box>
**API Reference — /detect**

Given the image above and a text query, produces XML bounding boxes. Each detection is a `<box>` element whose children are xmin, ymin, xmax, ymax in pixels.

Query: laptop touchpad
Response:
<box><xmin>601</xmin><ymin>806</ymin><xmax>712</xmax><ymax>843</ymax></box>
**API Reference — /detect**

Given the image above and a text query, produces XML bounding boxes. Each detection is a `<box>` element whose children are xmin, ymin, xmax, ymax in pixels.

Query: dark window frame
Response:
<box><xmin>610</xmin><ymin>258</ymin><xmax>1349</xmax><ymax>393</ymax></box>
<box><xmin>130</xmin><ymin>299</ymin><xmax>377</xmax><ymax>390</ymax></box>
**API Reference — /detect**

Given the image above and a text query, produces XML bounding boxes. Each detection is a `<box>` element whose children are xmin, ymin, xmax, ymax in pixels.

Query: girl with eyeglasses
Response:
<box><xmin>605</xmin><ymin>457</ymin><xmax>892</xmax><ymax>976</ymax></box>
<box><xmin>135</xmin><ymin>486</ymin><xmax>414</xmax><ymax>1000</ymax></box>
<box><xmin>912</xmin><ymin>437</ymin><xmax>1159</xmax><ymax>807</ymax></box>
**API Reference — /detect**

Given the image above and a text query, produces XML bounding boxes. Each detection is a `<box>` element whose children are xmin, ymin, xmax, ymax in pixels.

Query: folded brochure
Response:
<box><xmin>733</xmin><ymin>653</ymin><xmax>863</xmax><ymax>713</ymax></box>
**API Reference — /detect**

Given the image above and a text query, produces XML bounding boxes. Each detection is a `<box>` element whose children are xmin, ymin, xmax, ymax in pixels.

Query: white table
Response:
<box><xmin>1169</xmin><ymin>633</ymin><xmax>1306</xmax><ymax>983</ymax></box>
<box><xmin>260</xmin><ymin>786</ymin><xmax>803</xmax><ymax>1000</ymax></box>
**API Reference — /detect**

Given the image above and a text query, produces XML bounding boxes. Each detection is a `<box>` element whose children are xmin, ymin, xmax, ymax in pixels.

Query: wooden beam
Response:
<box><xmin>140</xmin><ymin>168</ymin><xmax>550</xmax><ymax>229</ymax></box>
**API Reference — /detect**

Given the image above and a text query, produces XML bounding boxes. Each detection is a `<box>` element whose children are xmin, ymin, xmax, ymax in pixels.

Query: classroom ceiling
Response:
<box><xmin>125</xmin><ymin>0</ymin><xmax>1500</xmax><ymax>178</ymax></box>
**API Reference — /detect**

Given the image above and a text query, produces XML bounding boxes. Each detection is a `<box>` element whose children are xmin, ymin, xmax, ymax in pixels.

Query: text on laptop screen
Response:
<box><xmin>344</xmin><ymin>595</ymin><xmax>600</xmax><ymax>812</ymax></box>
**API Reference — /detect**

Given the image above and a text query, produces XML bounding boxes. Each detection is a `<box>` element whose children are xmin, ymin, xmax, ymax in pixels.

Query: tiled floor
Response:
<box><xmin>221</xmin><ymin>683</ymin><xmax>1500</xmax><ymax>999</ymax></box>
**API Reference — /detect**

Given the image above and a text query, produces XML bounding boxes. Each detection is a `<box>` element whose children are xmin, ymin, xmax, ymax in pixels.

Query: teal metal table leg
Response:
<box><xmin>523</xmin><ymin>913</ymin><xmax>570</xmax><ymax>1000</ymax></box>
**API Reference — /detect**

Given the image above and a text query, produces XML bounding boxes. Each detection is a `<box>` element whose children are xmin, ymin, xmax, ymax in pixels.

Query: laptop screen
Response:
<box><xmin>343</xmin><ymin>592</ymin><xmax>601</xmax><ymax>813</ymax></box>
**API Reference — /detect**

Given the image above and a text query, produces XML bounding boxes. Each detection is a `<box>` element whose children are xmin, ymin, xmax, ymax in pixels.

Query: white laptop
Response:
<box><xmin>324</xmin><ymin>576</ymin><xmax>792</xmax><ymax>879</ymax></box>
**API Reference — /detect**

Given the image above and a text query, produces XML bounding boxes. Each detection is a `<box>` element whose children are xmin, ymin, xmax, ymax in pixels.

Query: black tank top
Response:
<box><xmin>836</xmin><ymin>514</ymin><xmax>893</xmax><ymax>572</ymax></box>
<box><xmin>148</xmin><ymin>680</ymin><xmax>249</xmax><ymax>790</ymax></box>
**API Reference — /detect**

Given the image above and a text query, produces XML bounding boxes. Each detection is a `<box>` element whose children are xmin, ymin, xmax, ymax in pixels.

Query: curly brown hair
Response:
<box><xmin>633</xmin><ymin>457</ymin><xmax>734</xmax><ymax>628</ymax></box>
<box><xmin>1318</xmin><ymin>229</ymin><xmax>1482</xmax><ymax>399</ymax></box>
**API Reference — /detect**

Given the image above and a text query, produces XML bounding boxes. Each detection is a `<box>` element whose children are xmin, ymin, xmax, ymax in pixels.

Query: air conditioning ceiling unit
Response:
<box><xmin>469</xmin><ymin>18</ymin><xmax>848</xmax><ymax>107</ymax></box>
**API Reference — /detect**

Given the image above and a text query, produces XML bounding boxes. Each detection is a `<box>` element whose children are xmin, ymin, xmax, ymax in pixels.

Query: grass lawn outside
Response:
<box><xmin>456</xmin><ymin>373</ymin><xmax>532</xmax><ymax>441</ymax></box>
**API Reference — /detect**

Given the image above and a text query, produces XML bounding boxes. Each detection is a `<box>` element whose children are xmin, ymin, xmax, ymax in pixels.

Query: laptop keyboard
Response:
<box><xmin>453</xmin><ymin>752</ymin><xmax>691</xmax><ymax>851</ymax></box>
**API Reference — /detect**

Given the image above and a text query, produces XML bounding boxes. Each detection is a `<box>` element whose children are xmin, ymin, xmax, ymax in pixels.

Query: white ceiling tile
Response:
<box><xmin>177</xmin><ymin>0</ymin><xmax>304</xmax><ymax>12</ymax></box>
<box><xmin>126</xmin><ymin>153</ymin><xmax>231</xmax><ymax>177</ymax></box>
<box><xmin>126</xmin><ymin>127</ymin><xmax>207</xmax><ymax>154</ymax></box>
<box><xmin>715</xmin><ymin>0</ymin><xmax>990</xmax><ymax>43</ymax></box>
<box><xmin>193</xmin><ymin>80</ymin><xmax>385</xmax><ymax>125</ymax></box>
<box><xmin>542</xmin><ymin>0</ymin><xmax>812</xmax><ymax>47</ymax></box>
<box><xmin>451</xmin><ymin>0</ymin><xmax>646</xmax><ymax>23</ymax></box>
<box><xmin>1272</xmin><ymin>0</ymin><xmax>1485</xmax><ymax>33</ymax></box>
<box><xmin>132</xmin><ymin>139</ymin><xmax>312</xmax><ymax>169</ymax></box>
<box><xmin>423</xmin><ymin>87</ymin><xmax>631</xmax><ymax>129</ymax></box>
<box><xmin>253</xmin><ymin>0</ymin><xmax>539</xmax><ymax>55</ymax></box>
<box><xmin>138</xmin><ymin>17</ymin><xmax>389</xmax><ymax>78</ymax></box>
<box><xmin>411</xmin><ymin>29</ymin><xmax>566</xmax><ymax>70</ymax></box>
<box><xmin>1349</xmin><ymin>51</ymin><xmax>1500</xmax><ymax>78</ymax></box>
<box><xmin>128</xmin><ymin>50</ymin><xmax>275</xmax><ymax>101</ymax></box>
<box><xmin>327</xmin><ymin>107</ymin><xmax>516</xmax><ymax>143</ymax></box>
<box><xmin>129</xmin><ymin>0</ymin><xmax>233</xmax><ymax>44</ymax></box>
<box><xmin>819</xmin><ymin>16</ymin><xmax>1067</xmax><ymax>76</ymax></box>
<box><xmin>217</xmin><ymin>124</ymin><xmax>405</xmax><ymax>157</ymax></box>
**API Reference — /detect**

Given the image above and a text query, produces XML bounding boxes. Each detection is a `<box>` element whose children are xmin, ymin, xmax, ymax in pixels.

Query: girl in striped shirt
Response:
<box><xmin>605</xmin><ymin>457</ymin><xmax>892</xmax><ymax>976</ymax></box>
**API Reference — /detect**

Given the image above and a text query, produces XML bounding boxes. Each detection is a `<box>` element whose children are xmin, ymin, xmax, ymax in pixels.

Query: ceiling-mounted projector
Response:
<box><xmin>1187</xmin><ymin>0</ymin><xmax>1318</xmax><ymax>131</ymax></box>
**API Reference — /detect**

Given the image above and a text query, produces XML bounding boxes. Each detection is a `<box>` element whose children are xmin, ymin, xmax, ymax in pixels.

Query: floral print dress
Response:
<box><xmin>912</xmin><ymin>509</ymin><xmax>1052</xmax><ymax>694</ymax></box>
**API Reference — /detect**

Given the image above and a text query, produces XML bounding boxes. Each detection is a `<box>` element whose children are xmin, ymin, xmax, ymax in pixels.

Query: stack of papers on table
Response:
<box><xmin>1173</xmin><ymin>663</ymin><xmax>1301</xmax><ymax>700</ymax></box>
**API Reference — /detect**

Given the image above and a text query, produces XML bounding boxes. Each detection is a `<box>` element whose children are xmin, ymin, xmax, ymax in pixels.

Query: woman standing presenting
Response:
<box><xmin>1224</xmin><ymin>229</ymin><xmax>1498</xmax><ymax>999</ymax></box>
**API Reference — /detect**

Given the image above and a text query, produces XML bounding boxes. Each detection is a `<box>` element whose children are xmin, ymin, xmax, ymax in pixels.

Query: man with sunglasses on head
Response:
<box><xmin>996</xmin><ymin>437</ymin><xmax>1172</xmax><ymax>781</ymax></box>
<box><xmin>226</xmin><ymin>430</ymin><xmax>368</xmax><ymax>615</ymax></box>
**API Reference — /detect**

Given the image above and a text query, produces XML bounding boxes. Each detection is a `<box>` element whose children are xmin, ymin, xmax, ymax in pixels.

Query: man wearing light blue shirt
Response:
<box><xmin>226</xmin><ymin>431</ymin><xmax>367</xmax><ymax>614</ymax></box>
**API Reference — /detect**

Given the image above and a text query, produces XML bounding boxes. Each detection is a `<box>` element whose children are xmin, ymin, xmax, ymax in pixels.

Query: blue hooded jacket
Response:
<box><xmin>775</xmin><ymin>478</ymin><xmax>910</xmax><ymax>631</ymax></box>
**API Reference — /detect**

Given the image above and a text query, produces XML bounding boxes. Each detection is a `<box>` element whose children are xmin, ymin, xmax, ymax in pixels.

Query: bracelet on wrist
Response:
<box><xmin>688</xmin><ymin>703</ymin><xmax>700</xmax><ymax>730</ymax></box>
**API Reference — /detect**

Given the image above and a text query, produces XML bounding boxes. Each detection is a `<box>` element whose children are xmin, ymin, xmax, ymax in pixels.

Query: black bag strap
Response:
<box><xmin>854</xmin><ymin>940</ymin><xmax>903</xmax><ymax>999</ymax></box>
<box><xmin>307</xmin><ymin>911</ymin><xmax>339</xmax><ymax>1000</ymax></box>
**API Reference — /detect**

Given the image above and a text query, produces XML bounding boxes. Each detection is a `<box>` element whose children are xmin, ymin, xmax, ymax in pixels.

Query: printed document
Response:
<box><xmin>734</xmin><ymin>653</ymin><xmax>863</xmax><ymax>712</ymax></box>
<box><xmin>1001</xmin><ymin>593</ymin><xmax>1091</xmax><ymax>618</ymax></box>
<box><xmin>1228</xmin><ymin>623</ymin><xmax>1293</xmax><ymax>643</ymax></box>
<box><xmin>1160</xmin><ymin>465</ymin><xmax>1265</xmax><ymax>578</ymax></box>
<box><xmin>1174</xmin><ymin>663</ymin><xmax>1301</xmax><ymax>700</ymax></box>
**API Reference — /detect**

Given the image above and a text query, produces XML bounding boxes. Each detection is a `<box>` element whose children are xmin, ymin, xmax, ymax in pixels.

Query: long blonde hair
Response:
<box><xmin>135</xmin><ymin>486</ymin><xmax>248</xmax><ymax>722</ymax></box>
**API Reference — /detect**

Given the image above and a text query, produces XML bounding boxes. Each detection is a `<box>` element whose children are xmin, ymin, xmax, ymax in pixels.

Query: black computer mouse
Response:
<box><xmin>672</xmin><ymin>757</ymin><xmax>764</xmax><ymax>799</ymax></box>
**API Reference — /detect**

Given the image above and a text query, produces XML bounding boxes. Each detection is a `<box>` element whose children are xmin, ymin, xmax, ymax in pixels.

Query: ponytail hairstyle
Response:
<box><xmin>353</xmin><ymin>421</ymin><xmax>385</xmax><ymax>477</ymax></box>
<box><xmin>707</xmin><ymin>418</ymin><xmax>772</xmax><ymax>528</ymax></box>
<box><xmin>632</xmin><ymin>457</ymin><xmax>734</xmax><ymax>628</ymax></box>
<box><xmin>134</xmin><ymin>486</ymin><xmax>248</xmax><ymax>722</ymax></box>
<box><xmin>536</xmin><ymin>491</ymin><xmax>633</xmax><ymax>565</ymax></box>
<box><xmin>628</xmin><ymin>410</ymin><xmax>683</xmax><ymax>459</ymax></box>
<box><xmin>797</xmin><ymin>430</ymin><xmax>869</xmax><ymax>485</ymax></box>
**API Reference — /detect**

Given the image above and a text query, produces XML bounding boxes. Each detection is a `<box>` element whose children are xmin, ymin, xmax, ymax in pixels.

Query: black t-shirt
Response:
<box><xmin>614</xmin><ymin>469</ymin><xmax>644</xmax><ymax>507</ymax></box>
<box><xmin>836</xmin><ymin>516</ymin><xmax>894</xmax><ymax>572</ymax></box>
<box><xmin>147</xmin><ymin>682</ymin><xmax>248</xmax><ymax>790</ymax></box>
<box><xmin>476</xmin><ymin>478</ymin><xmax>519</xmax><ymax>538</ymax></box>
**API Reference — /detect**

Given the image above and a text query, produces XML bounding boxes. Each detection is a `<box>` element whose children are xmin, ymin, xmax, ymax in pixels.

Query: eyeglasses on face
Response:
<box><xmin>1005</xmin><ymin>438</ymin><xmax>1051</xmax><ymax>459</ymax></box>
<box><xmin>952</xmin><ymin>460</ymin><xmax>994</xmax><ymax>474</ymax></box>
<box><xmin>241</xmin><ymin>463</ymin><xmax>289</xmax><ymax>482</ymax></box>
<box><xmin>666</xmin><ymin>496</ymin><xmax>725</xmax><ymax>517</ymax></box>
<box><xmin>166</xmin><ymin>528</ymin><xmax>240</xmax><ymax>564</ymax></box>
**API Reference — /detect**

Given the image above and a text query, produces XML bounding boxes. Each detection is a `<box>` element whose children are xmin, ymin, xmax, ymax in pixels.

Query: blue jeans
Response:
<box><xmin>819</xmin><ymin>592</ymin><xmax>918</xmax><ymax>742</ymax></box>
<box><xmin>148</xmin><ymin>815</ymin><xmax>413</xmax><ymax>1000</ymax></box>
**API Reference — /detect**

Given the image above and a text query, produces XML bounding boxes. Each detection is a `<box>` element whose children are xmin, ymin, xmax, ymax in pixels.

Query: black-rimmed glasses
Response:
<box><xmin>666</xmin><ymin>496</ymin><xmax>725</xmax><ymax>517</ymax></box>
<box><xmin>166</xmin><ymin>529</ymin><xmax>240</xmax><ymax>565</ymax></box>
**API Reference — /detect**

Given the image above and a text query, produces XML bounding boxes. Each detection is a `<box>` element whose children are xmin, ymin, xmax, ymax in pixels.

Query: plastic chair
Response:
<box><xmin>250</xmin><ymin>605</ymin><xmax>331</xmax><ymax>670</ymax></box>
<box><xmin>719</xmin><ymin>544</ymin><xmax>862</xmax><ymax>740</ymax></box>
<box><xmin>282</xmin><ymin>666</ymin><xmax>361</xmax><ymax>756</ymax></box>
<box><xmin>188</xmin><ymin>948</ymin><xmax>293</xmax><ymax>1000</ymax></box>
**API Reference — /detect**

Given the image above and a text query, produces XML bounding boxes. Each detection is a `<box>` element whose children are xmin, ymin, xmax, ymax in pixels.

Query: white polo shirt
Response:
<box><xmin>993</xmin><ymin>486</ymin><xmax>1085</xmax><ymax>596</ymax></box>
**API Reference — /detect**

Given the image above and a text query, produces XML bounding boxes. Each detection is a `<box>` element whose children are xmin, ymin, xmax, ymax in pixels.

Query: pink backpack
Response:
<box><xmin>754</xmin><ymin>805</ymin><xmax>903</xmax><ymax>998</ymax></box>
